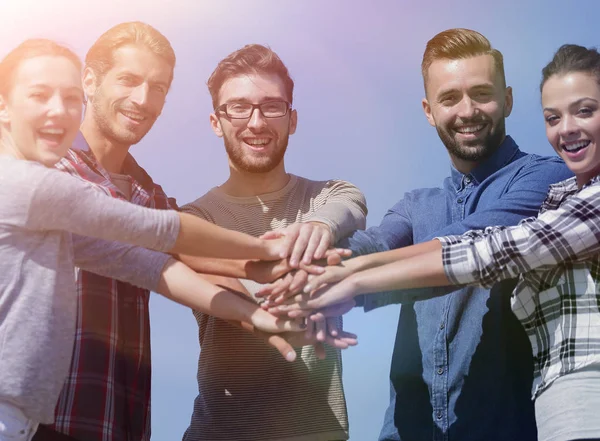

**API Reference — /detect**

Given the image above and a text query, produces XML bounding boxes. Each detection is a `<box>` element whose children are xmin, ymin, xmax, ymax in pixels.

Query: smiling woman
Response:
<box><xmin>0</xmin><ymin>39</ymin><xmax>84</xmax><ymax>165</ymax></box>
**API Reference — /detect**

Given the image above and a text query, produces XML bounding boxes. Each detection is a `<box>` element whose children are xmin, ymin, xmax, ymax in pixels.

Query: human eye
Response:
<box><xmin>118</xmin><ymin>74</ymin><xmax>137</xmax><ymax>86</ymax></box>
<box><xmin>544</xmin><ymin>113</ymin><xmax>559</xmax><ymax>125</ymax></box>
<box><xmin>261</xmin><ymin>101</ymin><xmax>286</xmax><ymax>116</ymax></box>
<box><xmin>577</xmin><ymin>106</ymin><xmax>594</xmax><ymax>117</ymax></box>
<box><xmin>66</xmin><ymin>93</ymin><xmax>84</xmax><ymax>105</ymax></box>
<box><xmin>226</xmin><ymin>102</ymin><xmax>251</xmax><ymax>116</ymax></box>
<box><xmin>474</xmin><ymin>89</ymin><xmax>493</xmax><ymax>102</ymax></box>
<box><xmin>29</xmin><ymin>90</ymin><xmax>49</xmax><ymax>101</ymax></box>
<box><xmin>152</xmin><ymin>83</ymin><xmax>167</xmax><ymax>94</ymax></box>
<box><xmin>439</xmin><ymin>94</ymin><xmax>458</xmax><ymax>106</ymax></box>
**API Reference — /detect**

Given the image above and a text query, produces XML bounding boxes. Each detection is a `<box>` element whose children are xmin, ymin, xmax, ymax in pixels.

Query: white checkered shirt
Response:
<box><xmin>439</xmin><ymin>174</ymin><xmax>600</xmax><ymax>399</ymax></box>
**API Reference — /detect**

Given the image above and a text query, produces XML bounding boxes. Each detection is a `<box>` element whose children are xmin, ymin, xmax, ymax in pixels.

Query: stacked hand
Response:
<box><xmin>252</xmin><ymin>222</ymin><xmax>361</xmax><ymax>355</ymax></box>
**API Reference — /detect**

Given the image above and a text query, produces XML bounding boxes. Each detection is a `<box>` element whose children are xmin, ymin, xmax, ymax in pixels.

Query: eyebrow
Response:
<box><xmin>224</xmin><ymin>96</ymin><xmax>287</xmax><ymax>103</ymax></box>
<box><xmin>116</xmin><ymin>71</ymin><xmax>169</xmax><ymax>88</ymax></box>
<box><xmin>543</xmin><ymin>97</ymin><xmax>599</xmax><ymax>112</ymax></box>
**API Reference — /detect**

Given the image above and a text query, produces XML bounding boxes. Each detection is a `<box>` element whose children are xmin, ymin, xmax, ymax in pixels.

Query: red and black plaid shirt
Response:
<box><xmin>47</xmin><ymin>132</ymin><xmax>176</xmax><ymax>441</ymax></box>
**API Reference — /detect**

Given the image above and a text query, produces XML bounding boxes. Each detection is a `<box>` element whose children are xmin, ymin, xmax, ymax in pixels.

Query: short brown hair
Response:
<box><xmin>207</xmin><ymin>44</ymin><xmax>294</xmax><ymax>109</ymax></box>
<box><xmin>0</xmin><ymin>39</ymin><xmax>82</xmax><ymax>97</ymax></box>
<box><xmin>85</xmin><ymin>21</ymin><xmax>176</xmax><ymax>86</ymax></box>
<box><xmin>421</xmin><ymin>28</ymin><xmax>505</xmax><ymax>91</ymax></box>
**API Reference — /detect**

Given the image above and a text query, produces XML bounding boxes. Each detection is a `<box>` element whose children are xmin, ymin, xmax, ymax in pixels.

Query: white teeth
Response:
<box><xmin>39</xmin><ymin>128</ymin><xmax>65</xmax><ymax>135</ymax></box>
<box><xmin>563</xmin><ymin>140</ymin><xmax>590</xmax><ymax>152</ymax></box>
<box><xmin>456</xmin><ymin>124</ymin><xmax>484</xmax><ymax>134</ymax></box>
<box><xmin>121</xmin><ymin>111</ymin><xmax>145</xmax><ymax>121</ymax></box>
<box><xmin>245</xmin><ymin>139</ymin><xmax>270</xmax><ymax>146</ymax></box>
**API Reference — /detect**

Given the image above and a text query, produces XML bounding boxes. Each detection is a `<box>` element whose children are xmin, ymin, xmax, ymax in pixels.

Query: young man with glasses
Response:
<box><xmin>180</xmin><ymin>44</ymin><xmax>367</xmax><ymax>441</ymax></box>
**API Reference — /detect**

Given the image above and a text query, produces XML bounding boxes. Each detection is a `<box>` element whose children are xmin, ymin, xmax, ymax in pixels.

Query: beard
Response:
<box><xmin>223</xmin><ymin>131</ymin><xmax>289</xmax><ymax>173</ymax></box>
<box><xmin>89</xmin><ymin>89</ymin><xmax>154</xmax><ymax>147</ymax></box>
<box><xmin>437</xmin><ymin>117</ymin><xmax>506</xmax><ymax>163</ymax></box>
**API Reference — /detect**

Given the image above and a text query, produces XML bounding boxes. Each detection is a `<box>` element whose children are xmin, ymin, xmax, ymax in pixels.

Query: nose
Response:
<box><xmin>456</xmin><ymin>95</ymin><xmax>478</xmax><ymax>119</ymax></box>
<box><xmin>558</xmin><ymin>114</ymin><xmax>580</xmax><ymax>139</ymax></box>
<box><xmin>47</xmin><ymin>93</ymin><xmax>66</xmax><ymax>117</ymax></box>
<box><xmin>130</xmin><ymin>83</ymin><xmax>150</xmax><ymax>106</ymax></box>
<box><xmin>247</xmin><ymin>107</ymin><xmax>268</xmax><ymax>131</ymax></box>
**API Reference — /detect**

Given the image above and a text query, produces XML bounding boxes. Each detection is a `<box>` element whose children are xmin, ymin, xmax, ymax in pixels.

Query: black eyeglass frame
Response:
<box><xmin>214</xmin><ymin>100</ymin><xmax>293</xmax><ymax>119</ymax></box>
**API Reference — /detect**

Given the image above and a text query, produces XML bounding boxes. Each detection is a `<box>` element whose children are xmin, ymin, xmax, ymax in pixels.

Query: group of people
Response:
<box><xmin>0</xmin><ymin>18</ymin><xmax>598</xmax><ymax>441</ymax></box>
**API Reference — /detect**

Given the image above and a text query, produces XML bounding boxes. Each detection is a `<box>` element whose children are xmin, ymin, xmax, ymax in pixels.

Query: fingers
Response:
<box><xmin>280</xmin><ymin>225</ymin><xmax>300</xmax><ymax>261</ymax></box>
<box><xmin>298</xmin><ymin>261</ymin><xmax>325</xmax><ymax>275</ymax></box>
<box><xmin>326</xmin><ymin>316</ymin><xmax>339</xmax><ymax>337</ymax></box>
<box><xmin>314</xmin><ymin>342</ymin><xmax>326</xmax><ymax>360</ymax></box>
<box><xmin>268</xmin><ymin>272</ymin><xmax>294</xmax><ymax>299</ymax></box>
<box><xmin>286</xmin><ymin>270</ymin><xmax>309</xmax><ymax>298</ymax></box>
<box><xmin>313</xmin><ymin>232</ymin><xmax>331</xmax><ymax>261</ymax></box>
<box><xmin>260</xmin><ymin>229</ymin><xmax>284</xmax><ymax>240</ymax></box>
<box><xmin>312</xmin><ymin>299</ymin><xmax>357</xmax><ymax>319</ymax></box>
<box><xmin>315</xmin><ymin>318</ymin><xmax>327</xmax><ymax>342</ymax></box>
<box><xmin>254</xmin><ymin>329</ymin><xmax>297</xmax><ymax>362</ymax></box>
<box><xmin>289</xmin><ymin>225</ymin><xmax>313</xmax><ymax>267</ymax></box>
<box><xmin>279</xmin><ymin>317</ymin><xmax>305</xmax><ymax>333</ymax></box>
<box><xmin>324</xmin><ymin>248</ymin><xmax>352</xmax><ymax>259</ymax></box>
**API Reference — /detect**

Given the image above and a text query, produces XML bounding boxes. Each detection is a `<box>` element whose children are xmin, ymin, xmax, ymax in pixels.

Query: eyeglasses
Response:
<box><xmin>215</xmin><ymin>100</ymin><xmax>292</xmax><ymax>119</ymax></box>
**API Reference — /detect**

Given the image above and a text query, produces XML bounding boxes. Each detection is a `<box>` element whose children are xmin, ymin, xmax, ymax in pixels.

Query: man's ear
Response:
<box><xmin>210</xmin><ymin>113</ymin><xmax>224</xmax><ymax>138</ymax></box>
<box><xmin>82</xmin><ymin>66</ymin><xmax>98</xmax><ymax>101</ymax></box>
<box><xmin>0</xmin><ymin>94</ymin><xmax>10</xmax><ymax>125</ymax></box>
<box><xmin>422</xmin><ymin>98</ymin><xmax>436</xmax><ymax>127</ymax></box>
<box><xmin>289</xmin><ymin>108</ymin><xmax>297</xmax><ymax>135</ymax></box>
<box><xmin>503</xmin><ymin>86</ymin><xmax>514</xmax><ymax>118</ymax></box>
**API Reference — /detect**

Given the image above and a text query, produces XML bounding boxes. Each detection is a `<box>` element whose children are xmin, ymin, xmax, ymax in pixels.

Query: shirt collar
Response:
<box><xmin>71</xmin><ymin>131</ymin><xmax>157</xmax><ymax>192</ymax></box>
<box><xmin>450</xmin><ymin>135</ymin><xmax>520</xmax><ymax>190</ymax></box>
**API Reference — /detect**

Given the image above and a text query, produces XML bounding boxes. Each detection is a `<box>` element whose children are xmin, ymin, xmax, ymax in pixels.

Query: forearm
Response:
<box><xmin>346</xmin><ymin>239</ymin><xmax>442</xmax><ymax>274</ymax></box>
<box><xmin>175</xmin><ymin>255</ymin><xmax>251</xmax><ymax>279</ymax></box>
<box><xmin>172</xmin><ymin>213</ymin><xmax>273</xmax><ymax>260</ymax></box>
<box><xmin>175</xmin><ymin>254</ymin><xmax>292</xmax><ymax>285</ymax></box>
<box><xmin>155</xmin><ymin>259</ymin><xmax>259</xmax><ymax>323</ymax></box>
<box><xmin>351</xmin><ymin>246</ymin><xmax>450</xmax><ymax>298</ymax></box>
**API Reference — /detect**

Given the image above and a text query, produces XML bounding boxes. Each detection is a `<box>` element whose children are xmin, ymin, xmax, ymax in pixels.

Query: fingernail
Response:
<box><xmin>303</xmin><ymin>285</ymin><xmax>311</xmax><ymax>293</ymax></box>
<box><xmin>286</xmin><ymin>351</ymin><xmax>296</xmax><ymax>362</ymax></box>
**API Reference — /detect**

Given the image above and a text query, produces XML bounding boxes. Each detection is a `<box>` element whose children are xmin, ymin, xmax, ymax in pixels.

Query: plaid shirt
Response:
<box><xmin>440</xmin><ymin>174</ymin><xmax>600</xmax><ymax>399</ymax></box>
<box><xmin>48</xmin><ymin>133</ymin><xmax>176</xmax><ymax>441</ymax></box>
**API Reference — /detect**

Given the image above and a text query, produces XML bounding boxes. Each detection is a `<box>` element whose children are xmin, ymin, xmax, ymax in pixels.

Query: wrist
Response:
<box><xmin>236</xmin><ymin>298</ymin><xmax>260</xmax><ymax>324</ymax></box>
<box><xmin>345</xmin><ymin>255</ymin><xmax>368</xmax><ymax>273</ymax></box>
<box><xmin>346</xmin><ymin>272</ymin><xmax>366</xmax><ymax>298</ymax></box>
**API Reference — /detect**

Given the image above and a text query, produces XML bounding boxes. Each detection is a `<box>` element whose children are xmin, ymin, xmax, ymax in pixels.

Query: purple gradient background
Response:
<box><xmin>2</xmin><ymin>1</ymin><xmax>599</xmax><ymax>439</ymax></box>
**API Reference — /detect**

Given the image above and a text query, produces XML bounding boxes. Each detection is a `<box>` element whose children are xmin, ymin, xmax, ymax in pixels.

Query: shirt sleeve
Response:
<box><xmin>25</xmin><ymin>166</ymin><xmax>180</xmax><ymax>253</ymax></box>
<box><xmin>439</xmin><ymin>182</ymin><xmax>600</xmax><ymax>288</ymax></box>
<box><xmin>71</xmin><ymin>234</ymin><xmax>173</xmax><ymax>292</ymax></box>
<box><xmin>424</xmin><ymin>156</ymin><xmax>573</xmax><ymax>239</ymax></box>
<box><xmin>356</xmin><ymin>156</ymin><xmax>572</xmax><ymax>310</ymax></box>
<box><xmin>305</xmin><ymin>179</ymin><xmax>368</xmax><ymax>241</ymax></box>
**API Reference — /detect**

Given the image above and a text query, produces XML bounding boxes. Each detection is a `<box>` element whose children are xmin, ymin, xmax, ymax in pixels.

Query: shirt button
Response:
<box><xmin>436</xmin><ymin>411</ymin><xmax>443</xmax><ymax>420</ymax></box>
<box><xmin>465</xmin><ymin>176</ymin><xmax>472</xmax><ymax>183</ymax></box>
<box><xmin>437</xmin><ymin>367</ymin><xmax>444</xmax><ymax>375</ymax></box>
<box><xmin>439</xmin><ymin>322</ymin><xmax>445</xmax><ymax>330</ymax></box>
<box><xmin>457</xmin><ymin>197</ymin><xmax>463</xmax><ymax>203</ymax></box>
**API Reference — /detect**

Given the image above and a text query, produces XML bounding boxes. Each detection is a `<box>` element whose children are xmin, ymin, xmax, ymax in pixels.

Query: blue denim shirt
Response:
<box><xmin>346</xmin><ymin>136</ymin><xmax>573</xmax><ymax>441</ymax></box>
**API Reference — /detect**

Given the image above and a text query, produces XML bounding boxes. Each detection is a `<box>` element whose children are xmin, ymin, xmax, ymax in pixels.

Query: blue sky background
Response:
<box><xmin>2</xmin><ymin>1</ymin><xmax>599</xmax><ymax>439</ymax></box>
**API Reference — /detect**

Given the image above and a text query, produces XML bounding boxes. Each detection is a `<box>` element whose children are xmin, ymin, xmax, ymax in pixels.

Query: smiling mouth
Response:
<box><xmin>243</xmin><ymin>138</ymin><xmax>271</xmax><ymax>147</ymax></box>
<box><xmin>455</xmin><ymin>124</ymin><xmax>486</xmax><ymax>135</ymax></box>
<box><xmin>562</xmin><ymin>140</ymin><xmax>590</xmax><ymax>153</ymax></box>
<box><xmin>120</xmin><ymin>110</ymin><xmax>146</xmax><ymax>123</ymax></box>
<box><xmin>38</xmin><ymin>127</ymin><xmax>66</xmax><ymax>145</ymax></box>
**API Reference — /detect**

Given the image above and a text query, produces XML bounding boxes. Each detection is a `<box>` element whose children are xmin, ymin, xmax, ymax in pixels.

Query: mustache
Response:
<box><xmin>453</xmin><ymin>117</ymin><xmax>489</xmax><ymax>127</ymax></box>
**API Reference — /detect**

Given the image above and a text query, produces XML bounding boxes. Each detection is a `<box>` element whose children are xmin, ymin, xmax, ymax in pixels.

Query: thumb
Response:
<box><xmin>254</xmin><ymin>329</ymin><xmax>297</xmax><ymax>362</ymax></box>
<box><xmin>260</xmin><ymin>229</ymin><xmax>285</xmax><ymax>240</ymax></box>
